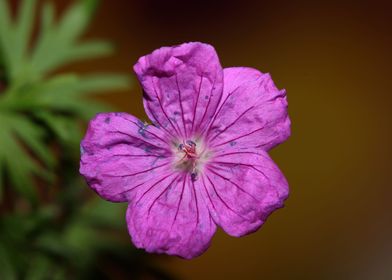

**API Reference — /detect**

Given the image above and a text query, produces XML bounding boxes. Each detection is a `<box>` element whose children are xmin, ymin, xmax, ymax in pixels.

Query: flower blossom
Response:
<box><xmin>80</xmin><ymin>42</ymin><xmax>290</xmax><ymax>259</ymax></box>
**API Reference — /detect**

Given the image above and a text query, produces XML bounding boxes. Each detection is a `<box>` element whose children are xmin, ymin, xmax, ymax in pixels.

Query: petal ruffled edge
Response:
<box><xmin>80</xmin><ymin>112</ymin><xmax>172</xmax><ymax>202</ymax></box>
<box><xmin>206</xmin><ymin>67</ymin><xmax>290</xmax><ymax>151</ymax></box>
<box><xmin>126</xmin><ymin>172</ymin><xmax>217</xmax><ymax>259</ymax></box>
<box><xmin>134</xmin><ymin>42</ymin><xmax>224</xmax><ymax>139</ymax></box>
<box><xmin>197</xmin><ymin>148</ymin><xmax>288</xmax><ymax>237</ymax></box>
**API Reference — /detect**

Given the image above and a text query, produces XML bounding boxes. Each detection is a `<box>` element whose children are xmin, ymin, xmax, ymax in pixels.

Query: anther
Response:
<box><xmin>176</xmin><ymin>140</ymin><xmax>200</xmax><ymax>179</ymax></box>
<box><xmin>191</xmin><ymin>172</ymin><xmax>198</xmax><ymax>181</ymax></box>
<box><xmin>186</xmin><ymin>140</ymin><xmax>196</xmax><ymax>147</ymax></box>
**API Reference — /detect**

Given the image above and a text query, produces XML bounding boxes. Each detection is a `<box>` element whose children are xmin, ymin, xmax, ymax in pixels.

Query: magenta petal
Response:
<box><xmin>79</xmin><ymin>112</ymin><xmax>172</xmax><ymax>202</ymax></box>
<box><xmin>206</xmin><ymin>67</ymin><xmax>290</xmax><ymax>151</ymax></box>
<box><xmin>198</xmin><ymin>148</ymin><xmax>288</xmax><ymax>237</ymax></box>
<box><xmin>126</xmin><ymin>173</ymin><xmax>216</xmax><ymax>259</ymax></box>
<box><xmin>80</xmin><ymin>43</ymin><xmax>291</xmax><ymax>259</ymax></box>
<box><xmin>134</xmin><ymin>42</ymin><xmax>224</xmax><ymax>139</ymax></box>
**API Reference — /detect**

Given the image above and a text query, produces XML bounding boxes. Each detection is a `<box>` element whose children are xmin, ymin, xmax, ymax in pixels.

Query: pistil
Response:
<box><xmin>176</xmin><ymin>140</ymin><xmax>200</xmax><ymax>180</ymax></box>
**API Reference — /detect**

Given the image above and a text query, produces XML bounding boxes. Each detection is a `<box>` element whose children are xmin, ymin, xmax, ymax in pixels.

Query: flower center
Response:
<box><xmin>174</xmin><ymin>139</ymin><xmax>210</xmax><ymax>181</ymax></box>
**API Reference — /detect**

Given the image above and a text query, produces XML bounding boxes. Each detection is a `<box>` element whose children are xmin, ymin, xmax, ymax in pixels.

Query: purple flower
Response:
<box><xmin>80</xmin><ymin>42</ymin><xmax>290</xmax><ymax>259</ymax></box>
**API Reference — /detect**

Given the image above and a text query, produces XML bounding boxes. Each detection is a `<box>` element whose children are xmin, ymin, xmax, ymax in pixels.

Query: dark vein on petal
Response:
<box><xmin>152</xmin><ymin>78</ymin><xmax>183</xmax><ymax>137</ymax></box>
<box><xmin>255</xmin><ymin>138</ymin><xmax>277</xmax><ymax>150</ymax></box>
<box><xmin>200</xmin><ymin>174</ymin><xmax>217</xmax><ymax>212</ymax></box>
<box><xmin>111</xmin><ymin>169</ymin><xmax>171</xmax><ymax>197</ymax></box>
<box><xmin>176</xmin><ymin>74</ymin><xmax>187</xmax><ymax>138</ymax></box>
<box><xmin>110</xmin><ymin>153</ymin><xmax>166</xmax><ymax>159</ymax></box>
<box><xmin>195</xmin><ymin>78</ymin><xmax>216</xmax><ymax>133</ymax></box>
<box><xmin>97</xmin><ymin>140</ymin><xmax>146</xmax><ymax>152</ymax></box>
<box><xmin>201</xmin><ymin>86</ymin><xmax>240</xmax><ymax>136</ymax></box>
<box><xmin>205</xmin><ymin>174</ymin><xmax>249</xmax><ymax>220</ymax></box>
<box><xmin>214</xmin><ymin>161</ymin><xmax>277</xmax><ymax>196</ymax></box>
<box><xmin>206</xmin><ymin>166</ymin><xmax>260</xmax><ymax>202</ymax></box>
<box><xmin>112</xmin><ymin>179</ymin><xmax>146</xmax><ymax>196</ymax></box>
<box><xmin>191</xmin><ymin>178</ymin><xmax>200</xmax><ymax>225</ymax></box>
<box><xmin>171</xmin><ymin>173</ymin><xmax>187</xmax><ymax>229</ymax></box>
<box><xmin>208</xmin><ymin>106</ymin><xmax>255</xmax><ymax>143</ymax></box>
<box><xmin>145</xmin><ymin>100</ymin><xmax>174</xmax><ymax>137</ymax></box>
<box><xmin>106</xmin><ymin>161</ymin><xmax>170</xmax><ymax>177</ymax></box>
<box><xmin>148</xmin><ymin>174</ymin><xmax>181</xmax><ymax>216</ymax></box>
<box><xmin>191</xmin><ymin>75</ymin><xmax>203</xmax><ymax>134</ymax></box>
<box><xmin>135</xmin><ymin>172</ymin><xmax>176</xmax><ymax>206</ymax></box>
<box><xmin>126</xmin><ymin>119</ymin><xmax>168</xmax><ymax>144</ymax></box>
<box><xmin>212</xmin><ymin>162</ymin><xmax>277</xmax><ymax>204</ymax></box>
<box><xmin>210</xmin><ymin>161</ymin><xmax>268</xmax><ymax>181</ymax></box>
<box><xmin>108</xmin><ymin>130</ymin><xmax>166</xmax><ymax>151</ymax></box>
<box><xmin>211</xmin><ymin>125</ymin><xmax>266</xmax><ymax>148</ymax></box>
<box><xmin>209</xmin><ymin>213</ymin><xmax>215</xmax><ymax>231</ymax></box>
<box><xmin>212</xmin><ymin>151</ymin><xmax>280</xmax><ymax>175</ymax></box>
<box><xmin>212</xmin><ymin>151</ymin><xmax>264</xmax><ymax>158</ymax></box>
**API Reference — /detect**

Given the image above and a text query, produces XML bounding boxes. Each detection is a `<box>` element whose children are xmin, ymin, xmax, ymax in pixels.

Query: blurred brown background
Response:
<box><xmin>62</xmin><ymin>0</ymin><xmax>392</xmax><ymax>279</ymax></box>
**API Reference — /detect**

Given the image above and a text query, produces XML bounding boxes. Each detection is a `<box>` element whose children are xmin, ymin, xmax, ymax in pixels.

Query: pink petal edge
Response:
<box><xmin>206</xmin><ymin>67</ymin><xmax>290</xmax><ymax>151</ymax></box>
<box><xmin>134</xmin><ymin>42</ymin><xmax>224</xmax><ymax>139</ymax></box>
<box><xmin>80</xmin><ymin>112</ymin><xmax>172</xmax><ymax>202</ymax></box>
<box><xmin>199</xmin><ymin>148</ymin><xmax>289</xmax><ymax>237</ymax></box>
<box><xmin>126</xmin><ymin>172</ymin><xmax>217</xmax><ymax>259</ymax></box>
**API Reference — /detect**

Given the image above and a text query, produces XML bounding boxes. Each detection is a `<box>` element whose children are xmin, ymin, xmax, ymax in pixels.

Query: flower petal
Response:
<box><xmin>205</xmin><ymin>67</ymin><xmax>290</xmax><ymax>151</ymax></box>
<box><xmin>197</xmin><ymin>148</ymin><xmax>288</xmax><ymax>237</ymax></box>
<box><xmin>134</xmin><ymin>42</ymin><xmax>224</xmax><ymax>139</ymax></box>
<box><xmin>127</xmin><ymin>173</ymin><xmax>216</xmax><ymax>259</ymax></box>
<box><xmin>80</xmin><ymin>112</ymin><xmax>173</xmax><ymax>202</ymax></box>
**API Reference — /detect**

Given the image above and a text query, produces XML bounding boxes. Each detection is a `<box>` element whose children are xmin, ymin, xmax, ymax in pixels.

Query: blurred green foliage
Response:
<box><xmin>0</xmin><ymin>0</ymin><xmax>130</xmax><ymax>199</ymax></box>
<box><xmin>0</xmin><ymin>0</ymin><xmax>174</xmax><ymax>279</ymax></box>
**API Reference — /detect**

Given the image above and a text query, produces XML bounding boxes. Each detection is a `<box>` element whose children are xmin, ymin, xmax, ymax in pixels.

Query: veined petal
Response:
<box><xmin>80</xmin><ymin>112</ymin><xmax>173</xmax><ymax>202</ymax></box>
<box><xmin>127</xmin><ymin>173</ymin><xmax>216</xmax><ymax>259</ymax></box>
<box><xmin>205</xmin><ymin>67</ymin><xmax>290</xmax><ymax>151</ymax></box>
<box><xmin>134</xmin><ymin>42</ymin><xmax>224</xmax><ymax>139</ymax></box>
<box><xmin>198</xmin><ymin>148</ymin><xmax>288</xmax><ymax>237</ymax></box>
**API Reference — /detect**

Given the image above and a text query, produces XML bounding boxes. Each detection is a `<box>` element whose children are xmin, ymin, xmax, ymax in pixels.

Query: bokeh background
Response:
<box><xmin>1</xmin><ymin>0</ymin><xmax>392</xmax><ymax>279</ymax></box>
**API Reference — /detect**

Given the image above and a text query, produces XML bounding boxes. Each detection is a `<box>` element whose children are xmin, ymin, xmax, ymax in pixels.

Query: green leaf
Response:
<box><xmin>82</xmin><ymin>0</ymin><xmax>100</xmax><ymax>18</ymax></box>
<box><xmin>41</xmin><ymin>2</ymin><xmax>54</xmax><ymax>32</ymax></box>
<box><xmin>34</xmin><ymin>111</ymin><xmax>83</xmax><ymax>145</ymax></box>
<box><xmin>0</xmin><ymin>0</ymin><xmax>14</xmax><ymax>74</ymax></box>
<box><xmin>0</xmin><ymin>123</ymin><xmax>38</xmax><ymax>201</ymax></box>
<box><xmin>12</xmin><ymin>117</ymin><xmax>56</xmax><ymax>168</ymax></box>
<box><xmin>31</xmin><ymin>1</ymin><xmax>109</xmax><ymax>76</ymax></box>
<box><xmin>12</xmin><ymin>0</ymin><xmax>37</xmax><ymax>78</ymax></box>
<box><xmin>80</xmin><ymin>198</ymin><xmax>126</xmax><ymax>228</ymax></box>
<box><xmin>26</xmin><ymin>255</ymin><xmax>51</xmax><ymax>280</ymax></box>
<box><xmin>0</xmin><ymin>112</ymin><xmax>54</xmax><ymax>201</ymax></box>
<box><xmin>0</xmin><ymin>0</ymin><xmax>130</xmax><ymax>205</ymax></box>
<box><xmin>0</xmin><ymin>0</ymin><xmax>11</xmax><ymax>30</ymax></box>
<box><xmin>65</xmin><ymin>41</ymin><xmax>113</xmax><ymax>63</ymax></box>
<box><xmin>0</xmin><ymin>243</ymin><xmax>17</xmax><ymax>280</ymax></box>
<box><xmin>76</xmin><ymin>74</ymin><xmax>131</xmax><ymax>94</ymax></box>
<box><xmin>0</xmin><ymin>161</ymin><xmax>4</xmax><ymax>201</ymax></box>
<box><xmin>28</xmin><ymin>2</ymin><xmax>54</xmax><ymax>80</ymax></box>
<box><xmin>54</xmin><ymin>98</ymin><xmax>112</xmax><ymax>119</ymax></box>
<box><xmin>35</xmin><ymin>232</ymin><xmax>71</xmax><ymax>259</ymax></box>
<box><xmin>57</xmin><ymin>2</ymin><xmax>90</xmax><ymax>43</ymax></box>
<box><xmin>52</xmin><ymin>268</ymin><xmax>67</xmax><ymax>280</ymax></box>
<box><xmin>0</xmin><ymin>0</ymin><xmax>37</xmax><ymax>83</ymax></box>
<box><xmin>15</xmin><ymin>0</ymin><xmax>36</xmax><ymax>55</ymax></box>
<box><xmin>1</xmin><ymin>112</ymin><xmax>55</xmax><ymax>168</ymax></box>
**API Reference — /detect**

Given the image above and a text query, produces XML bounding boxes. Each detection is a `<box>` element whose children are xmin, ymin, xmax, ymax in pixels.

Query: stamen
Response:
<box><xmin>179</xmin><ymin>140</ymin><xmax>198</xmax><ymax>159</ymax></box>
<box><xmin>176</xmin><ymin>139</ymin><xmax>200</xmax><ymax>180</ymax></box>
<box><xmin>191</xmin><ymin>172</ymin><xmax>198</xmax><ymax>181</ymax></box>
<box><xmin>186</xmin><ymin>140</ymin><xmax>196</xmax><ymax>147</ymax></box>
<box><xmin>174</xmin><ymin>139</ymin><xmax>211</xmax><ymax>182</ymax></box>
